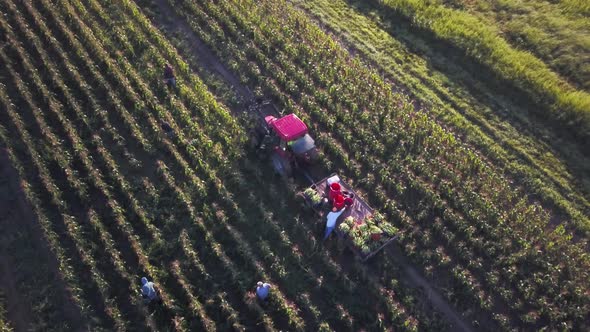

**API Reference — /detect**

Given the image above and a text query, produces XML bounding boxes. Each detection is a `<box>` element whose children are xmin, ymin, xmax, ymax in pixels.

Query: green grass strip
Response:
<box><xmin>379</xmin><ymin>0</ymin><xmax>590</xmax><ymax>143</ymax></box>
<box><xmin>560</xmin><ymin>0</ymin><xmax>590</xmax><ymax>16</ymax></box>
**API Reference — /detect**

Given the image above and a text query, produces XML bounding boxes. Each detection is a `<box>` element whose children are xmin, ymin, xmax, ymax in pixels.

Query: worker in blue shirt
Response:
<box><xmin>256</xmin><ymin>281</ymin><xmax>271</xmax><ymax>301</ymax></box>
<box><xmin>140</xmin><ymin>277</ymin><xmax>160</xmax><ymax>304</ymax></box>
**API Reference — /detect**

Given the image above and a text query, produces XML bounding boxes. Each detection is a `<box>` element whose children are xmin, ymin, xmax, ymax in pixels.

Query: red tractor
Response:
<box><xmin>249</xmin><ymin>100</ymin><xmax>318</xmax><ymax>177</ymax></box>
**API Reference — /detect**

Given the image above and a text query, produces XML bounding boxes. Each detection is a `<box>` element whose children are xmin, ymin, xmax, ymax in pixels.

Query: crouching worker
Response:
<box><xmin>140</xmin><ymin>277</ymin><xmax>161</xmax><ymax>304</ymax></box>
<box><xmin>163</xmin><ymin>63</ymin><xmax>176</xmax><ymax>89</ymax></box>
<box><xmin>256</xmin><ymin>281</ymin><xmax>271</xmax><ymax>301</ymax></box>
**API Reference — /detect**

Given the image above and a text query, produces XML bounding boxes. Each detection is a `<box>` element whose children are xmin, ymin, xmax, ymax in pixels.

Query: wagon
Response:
<box><xmin>300</xmin><ymin>174</ymin><xmax>398</xmax><ymax>262</ymax></box>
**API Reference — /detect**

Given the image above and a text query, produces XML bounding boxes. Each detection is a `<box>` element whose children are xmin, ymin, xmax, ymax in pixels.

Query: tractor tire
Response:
<box><xmin>271</xmin><ymin>153</ymin><xmax>292</xmax><ymax>178</ymax></box>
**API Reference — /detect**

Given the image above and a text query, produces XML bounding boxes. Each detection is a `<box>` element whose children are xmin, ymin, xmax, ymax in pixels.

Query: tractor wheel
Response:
<box><xmin>271</xmin><ymin>153</ymin><xmax>292</xmax><ymax>178</ymax></box>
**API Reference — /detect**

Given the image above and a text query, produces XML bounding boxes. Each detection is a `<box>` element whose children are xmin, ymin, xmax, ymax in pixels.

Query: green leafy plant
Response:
<box><xmin>303</xmin><ymin>187</ymin><xmax>322</xmax><ymax>205</ymax></box>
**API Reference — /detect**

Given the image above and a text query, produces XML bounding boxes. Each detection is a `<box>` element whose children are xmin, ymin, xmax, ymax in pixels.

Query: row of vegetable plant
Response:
<box><xmin>293</xmin><ymin>0</ymin><xmax>590</xmax><ymax>237</ymax></box>
<box><xmin>83</xmin><ymin>0</ymin><xmax>438</xmax><ymax>326</ymax></box>
<box><xmin>105</xmin><ymin>0</ymin><xmax>444</xmax><ymax>328</ymax></box>
<box><xmin>13</xmin><ymin>0</ymin><xmax>412</xmax><ymax>328</ymax></box>
<box><xmin>69</xmin><ymin>0</ymin><xmax>330</xmax><ymax>328</ymax></box>
<box><xmin>0</xmin><ymin>2</ymin><xmax>184</xmax><ymax>328</ymax></box>
<box><xmin>167</xmin><ymin>0</ymin><xmax>588</xmax><ymax>329</ymax></box>
<box><xmin>2</xmin><ymin>0</ymin><xmax>266</xmax><ymax>328</ymax></box>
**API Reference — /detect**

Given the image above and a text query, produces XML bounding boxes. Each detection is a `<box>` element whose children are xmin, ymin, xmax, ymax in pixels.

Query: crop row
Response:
<box><xmin>70</xmin><ymin>0</ymin><xmax>360</xmax><ymax>328</ymax></box>
<box><xmin>292</xmin><ymin>0</ymin><xmax>590</xmax><ymax>237</ymax></box>
<box><xmin>168</xmin><ymin>0</ymin><xmax>588</xmax><ymax>329</ymax></box>
<box><xmin>0</xmin><ymin>0</ymin><xmax>431</xmax><ymax>330</ymax></box>
<box><xmin>0</xmin><ymin>0</ymin><xmax>266</xmax><ymax>330</ymax></box>
<box><xmin>0</xmin><ymin>1</ymin><xmax>181</xmax><ymax>328</ymax></box>
<box><xmin>231</xmin><ymin>1</ymin><xmax>588</xmax><ymax>326</ymax></box>
<box><xmin>82</xmin><ymin>0</ymin><xmax>448</xmax><ymax>326</ymax></box>
<box><xmin>74</xmin><ymin>0</ymin><xmax>440</xmax><ymax>328</ymax></box>
<box><xmin>95</xmin><ymin>0</ymin><xmax>432</xmax><ymax>328</ymax></box>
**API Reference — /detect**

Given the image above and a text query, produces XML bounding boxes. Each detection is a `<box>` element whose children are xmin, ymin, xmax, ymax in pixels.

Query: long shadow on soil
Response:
<box><xmin>0</xmin><ymin>149</ymin><xmax>96</xmax><ymax>330</ymax></box>
<box><xmin>341</xmin><ymin>0</ymin><xmax>590</xmax><ymax>201</ymax></box>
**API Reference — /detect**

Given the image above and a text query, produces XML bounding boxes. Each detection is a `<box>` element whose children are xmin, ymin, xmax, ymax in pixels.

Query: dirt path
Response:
<box><xmin>385</xmin><ymin>245</ymin><xmax>474</xmax><ymax>332</ymax></box>
<box><xmin>146</xmin><ymin>1</ymin><xmax>473</xmax><ymax>330</ymax></box>
<box><xmin>152</xmin><ymin>0</ymin><xmax>252</xmax><ymax>100</ymax></box>
<box><xmin>0</xmin><ymin>150</ymin><xmax>85</xmax><ymax>331</ymax></box>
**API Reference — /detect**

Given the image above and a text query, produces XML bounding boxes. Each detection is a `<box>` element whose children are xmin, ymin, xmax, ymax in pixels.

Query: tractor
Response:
<box><xmin>248</xmin><ymin>99</ymin><xmax>318</xmax><ymax>177</ymax></box>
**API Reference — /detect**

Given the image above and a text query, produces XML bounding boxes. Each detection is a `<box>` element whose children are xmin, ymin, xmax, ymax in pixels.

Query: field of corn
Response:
<box><xmin>0</xmin><ymin>0</ymin><xmax>588</xmax><ymax>331</ymax></box>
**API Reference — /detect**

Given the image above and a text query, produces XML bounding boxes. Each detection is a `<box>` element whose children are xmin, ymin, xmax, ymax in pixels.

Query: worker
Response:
<box><xmin>256</xmin><ymin>281</ymin><xmax>271</xmax><ymax>301</ymax></box>
<box><xmin>160</xmin><ymin>120</ymin><xmax>175</xmax><ymax>136</ymax></box>
<box><xmin>140</xmin><ymin>277</ymin><xmax>160</xmax><ymax>304</ymax></box>
<box><xmin>323</xmin><ymin>206</ymin><xmax>346</xmax><ymax>240</ymax></box>
<box><xmin>163</xmin><ymin>63</ymin><xmax>176</xmax><ymax>89</ymax></box>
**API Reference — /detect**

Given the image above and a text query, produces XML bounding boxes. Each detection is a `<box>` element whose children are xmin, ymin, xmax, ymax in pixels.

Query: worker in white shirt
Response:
<box><xmin>140</xmin><ymin>277</ymin><xmax>160</xmax><ymax>304</ymax></box>
<box><xmin>323</xmin><ymin>206</ymin><xmax>346</xmax><ymax>240</ymax></box>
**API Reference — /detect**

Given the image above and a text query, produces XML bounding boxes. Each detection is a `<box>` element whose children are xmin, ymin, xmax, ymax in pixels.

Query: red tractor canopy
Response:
<box><xmin>265</xmin><ymin>114</ymin><xmax>308</xmax><ymax>142</ymax></box>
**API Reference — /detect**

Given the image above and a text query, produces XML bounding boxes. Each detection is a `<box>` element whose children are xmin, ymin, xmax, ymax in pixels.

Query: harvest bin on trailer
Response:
<box><xmin>300</xmin><ymin>174</ymin><xmax>397</xmax><ymax>262</ymax></box>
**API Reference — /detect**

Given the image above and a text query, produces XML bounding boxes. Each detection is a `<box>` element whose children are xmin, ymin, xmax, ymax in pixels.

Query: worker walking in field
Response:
<box><xmin>323</xmin><ymin>206</ymin><xmax>346</xmax><ymax>240</ymax></box>
<box><xmin>163</xmin><ymin>63</ymin><xmax>176</xmax><ymax>89</ymax></box>
<box><xmin>256</xmin><ymin>281</ymin><xmax>271</xmax><ymax>301</ymax></box>
<box><xmin>140</xmin><ymin>277</ymin><xmax>161</xmax><ymax>304</ymax></box>
<box><xmin>160</xmin><ymin>120</ymin><xmax>176</xmax><ymax>138</ymax></box>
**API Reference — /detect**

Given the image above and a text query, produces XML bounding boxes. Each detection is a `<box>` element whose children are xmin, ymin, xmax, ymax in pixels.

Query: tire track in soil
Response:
<box><xmin>145</xmin><ymin>1</ymin><xmax>474</xmax><ymax>331</ymax></box>
<box><xmin>0</xmin><ymin>149</ymin><xmax>85</xmax><ymax>331</ymax></box>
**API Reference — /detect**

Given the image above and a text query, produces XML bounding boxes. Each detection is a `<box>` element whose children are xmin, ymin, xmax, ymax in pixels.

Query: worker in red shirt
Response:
<box><xmin>163</xmin><ymin>63</ymin><xmax>176</xmax><ymax>89</ymax></box>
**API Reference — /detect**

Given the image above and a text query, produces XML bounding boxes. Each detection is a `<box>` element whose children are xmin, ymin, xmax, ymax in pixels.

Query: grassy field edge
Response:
<box><xmin>377</xmin><ymin>0</ymin><xmax>590</xmax><ymax>144</ymax></box>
